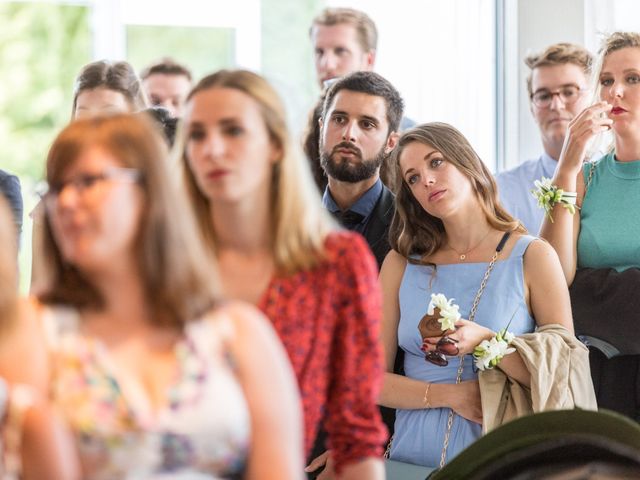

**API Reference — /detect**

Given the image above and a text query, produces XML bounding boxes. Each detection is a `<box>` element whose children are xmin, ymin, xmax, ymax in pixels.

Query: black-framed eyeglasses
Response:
<box><xmin>37</xmin><ymin>167</ymin><xmax>141</xmax><ymax>210</ymax></box>
<box><xmin>531</xmin><ymin>85</ymin><xmax>584</xmax><ymax>108</ymax></box>
<box><xmin>422</xmin><ymin>335</ymin><xmax>460</xmax><ymax>367</ymax></box>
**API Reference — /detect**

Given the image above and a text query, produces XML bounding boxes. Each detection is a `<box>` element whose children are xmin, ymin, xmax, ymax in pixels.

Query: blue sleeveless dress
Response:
<box><xmin>389</xmin><ymin>235</ymin><xmax>537</xmax><ymax>467</ymax></box>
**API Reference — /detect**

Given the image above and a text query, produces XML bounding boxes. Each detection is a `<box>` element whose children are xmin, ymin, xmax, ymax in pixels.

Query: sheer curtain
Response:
<box><xmin>585</xmin><ymin>0</ymin><xmax>640</xmax><ymax>52</ymax></box>
<box><xmin>326</xmin><ymin>0</ymin><xmax>497</xmax><ymax>170</ymax></box>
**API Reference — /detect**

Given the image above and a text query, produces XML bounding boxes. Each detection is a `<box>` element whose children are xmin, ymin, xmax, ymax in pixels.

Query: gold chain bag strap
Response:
<box><xmin>383</xmin><ymin>232</ymin><xmax>511</xmax><ymax>466</ymax></box>
<box><xmin>438</xmin><ymin>231</ymin><xmax>511</xmax><ymax>468</ymax></box>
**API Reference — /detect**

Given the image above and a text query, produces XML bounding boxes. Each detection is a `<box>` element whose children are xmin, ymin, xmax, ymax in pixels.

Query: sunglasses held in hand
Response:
<box><xmin>421</xmin><ymin>336</ymin><xmax>460</xmax><ymax>366</ymax></box>
<box><xmin>418</xmin><ymin>307</ymin><xmax>459</xmax><ymax>367</ymax></box>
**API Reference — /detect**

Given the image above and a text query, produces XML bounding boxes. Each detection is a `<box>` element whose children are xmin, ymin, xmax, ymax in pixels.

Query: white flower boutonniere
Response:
<box><xmin>473</xmin><ymin>328</ymin><xmax>516</xmax><ymax>371</ymax></box>
<box><xmin>531</xmin><ymin>177</ymin><xmax>578</xmax><ymax>222</ymax></box>
<box><xmin>427</xmin><ymin>293</ymin><xmax>461</xmax><ymax>332</ymax></box>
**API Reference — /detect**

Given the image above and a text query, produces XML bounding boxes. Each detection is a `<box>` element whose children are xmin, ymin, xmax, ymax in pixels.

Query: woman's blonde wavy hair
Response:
<box><xmin>588</xmin><ymin>32</ymin><xmax>640</xmax><ymax>155</ymax></box>
<box><xmin>592</xmin><ymin>31</ymin><xmax>640</xmax><ymax>101</ymax></box>
<box><xmin>178</xmin><ymin>69</ymin><xmax>336</xmax><ymax>274</ymax></box>
<box><xmin>389</xmin><ymin>122</ymin><xmax>525</xmax><ymax>265</ymax></box>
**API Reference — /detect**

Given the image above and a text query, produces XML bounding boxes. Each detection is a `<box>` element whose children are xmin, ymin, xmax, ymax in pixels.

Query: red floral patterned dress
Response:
<box><xmin>259</xmin><ymin>231</ymin><xmax>387</xmax><ymax>472</ymax></box>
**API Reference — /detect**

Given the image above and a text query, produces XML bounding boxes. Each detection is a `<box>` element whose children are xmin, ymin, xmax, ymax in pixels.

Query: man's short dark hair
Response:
<box><xmin>140</xmin><ymin>57</ymin><xmax>192</xmax><ymax>82</ymax></box>
<box><xmin>322</xmin><ymin>71</ymin><xmax>404</xmax><ymax>133</ymax></box>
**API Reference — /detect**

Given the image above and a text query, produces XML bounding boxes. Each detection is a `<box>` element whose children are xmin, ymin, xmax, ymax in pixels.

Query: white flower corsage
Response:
<box><xmin>473</xmin><ymin>328</ymin><xmax>516</xmax><ymax>371</ymax></box>
<box><xmin>427</xmin><ymin>293</ymin><xmax>461</xmax><ymax>332</ymax></box>
<box><xmin>531</xmin><ymin>177</ymin><xmax>577</xmax><ymax>222</ymax></box>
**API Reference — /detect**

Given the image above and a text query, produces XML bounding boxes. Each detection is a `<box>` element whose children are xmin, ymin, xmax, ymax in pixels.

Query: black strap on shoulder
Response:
<box><xmin>496</xmin><ymin>232</ymin><xmax>511</xmax><ymax>253</ymax></box>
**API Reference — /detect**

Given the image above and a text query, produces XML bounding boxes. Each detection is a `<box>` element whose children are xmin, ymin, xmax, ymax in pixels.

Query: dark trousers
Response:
<box><xmin>589</xmin><ymin>348</ymin><xmax>640</xmax><ymax>422</ymax></box>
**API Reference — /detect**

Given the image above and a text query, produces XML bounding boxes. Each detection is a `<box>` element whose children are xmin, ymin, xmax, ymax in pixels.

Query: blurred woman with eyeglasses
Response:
<box><xmin>541</xmin><ymin>32</ymin><xmax>640</xmax><ymax>419</ymax></box>
<box><xmin>378</xmin><ymin>123</ymin><xmax>588</xmax><ymax>469</ymax></box>
<box><xmin>0</xmin><ymin>114</ymin><xmax>303</xmax><ymax>479</ymax></box>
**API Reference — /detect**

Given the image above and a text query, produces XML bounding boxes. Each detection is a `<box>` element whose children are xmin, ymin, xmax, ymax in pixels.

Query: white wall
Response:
<box><xmin>510</xmin><ymin>0</ymin><xmax>586</xmax><ymax>167</ymax></box>
<box><xmin>586</xmin><ymin>0</ymin><xmax>640</xmax><ymax>50</ymax></box>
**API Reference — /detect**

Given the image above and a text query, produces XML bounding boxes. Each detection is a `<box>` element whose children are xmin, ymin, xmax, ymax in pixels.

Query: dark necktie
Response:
<box><xmin>332</xmin><ymin>209</ymin><xmax>365</xmax><ymax>228</ymax></box>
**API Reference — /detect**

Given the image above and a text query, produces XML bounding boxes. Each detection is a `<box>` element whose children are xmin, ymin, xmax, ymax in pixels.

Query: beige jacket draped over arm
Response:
<box><xmin>479</xmin><ymin>324</ymin><xmax>597</xmax><ymax>433</ymax></box>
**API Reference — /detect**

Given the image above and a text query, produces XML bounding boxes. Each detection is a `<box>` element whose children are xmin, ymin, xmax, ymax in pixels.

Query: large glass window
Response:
<box><xmin>0</xmin><ymin>2</ymin><xmax>91</xmax><ymax>291</ymax></box>
<box><xmin>126</xmin><ymin>25</ymin><xmax>236</xmax><ymax>80</ymax></box>
<box><xmin>0</xmin><ymin>2</ymin><xmax>91</xmax><ymax>179</ymax></box>
<box><xmin>2</xmin><ymin>0</ymin><xmax>325</xmax><ymax>290</ymax></box>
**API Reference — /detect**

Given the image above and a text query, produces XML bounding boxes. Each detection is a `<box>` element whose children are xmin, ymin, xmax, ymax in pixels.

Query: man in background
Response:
<box><xmin>496</xmin><ymin>43</ymin><xmax>593</xmax><ymax>234</ymax></box>
<box><xmin>305</xmin><ymin>8</ymin><xmax>413</xmax><ymax>192</ymax></box>
<box><xmin>140</xmin><ymin>57</ymin><xmax>192</xmax><ymax>117</ymax></box>
<box><xmin>310</xmin><ymin>7</ymin><xmax>377</xmax><ymax>89</ymax></box>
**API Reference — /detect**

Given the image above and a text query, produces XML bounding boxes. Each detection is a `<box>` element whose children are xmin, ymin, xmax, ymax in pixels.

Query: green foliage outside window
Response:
<box><xmin>0</xmin><ymin>2</ymin><xmax>90</xmax><ymax>180</ymax></box>
<box><xmin>127</xmin><ymin>25</ymin><xmax>235</xmax><ymax>82</ymax></box>
<box><xmin>0</xmin><ymin>2</ymin><xmax>91</xmax><ymax>292</ymax></box>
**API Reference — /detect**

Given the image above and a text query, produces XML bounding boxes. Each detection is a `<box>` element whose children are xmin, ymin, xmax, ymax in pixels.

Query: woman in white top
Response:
<box><xmin>0</xmin><ymin>114</ymin><xmax>303</xmax><ymax>479</ymax></box>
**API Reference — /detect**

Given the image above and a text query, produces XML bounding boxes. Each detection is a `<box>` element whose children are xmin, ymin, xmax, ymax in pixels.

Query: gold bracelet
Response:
<box><xmin>423</xmin><ymin>383</ymin><xmax>431</xmax><ymax>409</ymax></box>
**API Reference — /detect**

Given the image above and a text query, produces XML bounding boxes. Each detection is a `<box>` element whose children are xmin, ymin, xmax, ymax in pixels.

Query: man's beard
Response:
<box><xmin>320</xmin><ymin>141</ymin><xmax>386</xmax><ymax>183</ymax></box>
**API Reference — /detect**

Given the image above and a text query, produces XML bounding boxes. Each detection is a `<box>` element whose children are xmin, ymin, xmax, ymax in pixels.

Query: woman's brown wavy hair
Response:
<box><xmin>389</xmin><ymin>122</ymin><xmax>525</xmax><ymax>265</ymax></box>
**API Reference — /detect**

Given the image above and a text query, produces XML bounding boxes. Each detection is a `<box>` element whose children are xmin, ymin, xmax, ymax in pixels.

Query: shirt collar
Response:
<box><xmin>322</xmin><ymin>186</ymin><xmax>341</xmax><ymax>213</ymax></box>
<box><xmin>322</xmin><ymin>178</ymin><xmax>383</xmax><ymax>219</ymax></box>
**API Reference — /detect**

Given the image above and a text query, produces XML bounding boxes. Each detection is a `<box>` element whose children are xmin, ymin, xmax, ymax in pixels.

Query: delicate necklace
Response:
<box><xmin>447</xmin><ymin>229</ymin><xmax>493</xmax><ymax>261</ymax></box>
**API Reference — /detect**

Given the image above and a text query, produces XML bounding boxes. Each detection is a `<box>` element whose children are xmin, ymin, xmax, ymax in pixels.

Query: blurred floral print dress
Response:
<box><xmin>41</xmin><ymin>306</ymin><xmax>250</xmax><ymax>480</ymax></box>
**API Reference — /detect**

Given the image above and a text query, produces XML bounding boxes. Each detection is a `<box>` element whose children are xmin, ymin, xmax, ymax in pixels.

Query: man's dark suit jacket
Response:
<box><xmin>0</xmin><ymin>170</ymin><xmax>23</xmax><ymax>238</ymax></box>
<box><xmin>359</xmin><ymin>183</ymin><xmax>400</xmax><ymax>449</ymax></box>
<box><xmin>362</xmin><ymin>183</ymin><xmax>394</xmax><ymax>269</ymax></box>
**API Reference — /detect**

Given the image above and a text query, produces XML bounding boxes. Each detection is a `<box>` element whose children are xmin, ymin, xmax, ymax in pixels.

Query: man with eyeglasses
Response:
<box><xmin>496</xmin><ymin>43</ymin><xmax>593</xmax><ymax>234</ymax></box>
